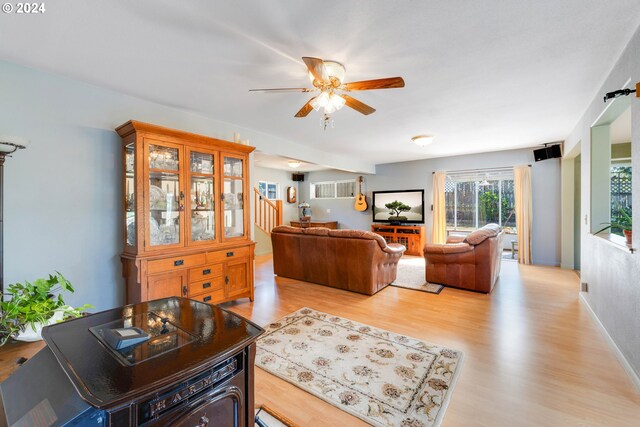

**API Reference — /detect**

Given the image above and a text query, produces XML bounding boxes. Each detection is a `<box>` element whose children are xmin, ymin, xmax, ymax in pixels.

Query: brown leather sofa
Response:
<box><xmin>271</xmin><ymin>226</ymin><xmax>405</xmax><ymax>295</ymax></box>
<box><xmin>424</xmin><ymin>223</ymin><xmax>505</xmax><ymax>293</ymax></box>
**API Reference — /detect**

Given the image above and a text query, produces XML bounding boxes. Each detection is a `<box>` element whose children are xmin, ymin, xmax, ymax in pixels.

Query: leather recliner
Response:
<box><xmin>424</xmin><ymin>223</ymin><xmax>505</xmax><ymax>293</ymax></box>
<box><xmin>271</xmin><ymin>226</ymin><xmax>406</xmax><ymax>295</ymax></box>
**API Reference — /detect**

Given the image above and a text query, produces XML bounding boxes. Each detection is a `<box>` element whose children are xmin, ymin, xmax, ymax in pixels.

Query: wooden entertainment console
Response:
<box><xmin>371</xmin><ymin>224</ymin><xmax>426</xmax><ymax>256</ymax></box>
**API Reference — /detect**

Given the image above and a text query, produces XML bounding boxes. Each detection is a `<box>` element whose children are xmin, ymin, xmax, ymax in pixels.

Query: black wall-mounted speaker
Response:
<box><xmin>292</xmin><ymin>173</ymin><xmax>305</xmax><ymax>182</ymax></box>
<box><xmin>533</xmin><ymin>144</ymin><xmax>562</xmax><ymax>162</ymax></box>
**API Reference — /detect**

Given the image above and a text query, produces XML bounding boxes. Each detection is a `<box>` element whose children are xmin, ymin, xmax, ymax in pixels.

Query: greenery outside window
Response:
<box><xmin>609</xmin><ymin>165</ymin><xmax>632</xmax><ymax>237</ymax></box>
<box><xmin>445</xmin><ymin>171</ymin><xmax>515</xmax><ymax>231</ymax></box>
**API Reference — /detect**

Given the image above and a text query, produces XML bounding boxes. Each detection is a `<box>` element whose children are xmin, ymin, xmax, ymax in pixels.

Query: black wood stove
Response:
<box><xmin>0</xmin><ymin>297</ymin><xmax>264</xmax><ymax>426</ymax></box>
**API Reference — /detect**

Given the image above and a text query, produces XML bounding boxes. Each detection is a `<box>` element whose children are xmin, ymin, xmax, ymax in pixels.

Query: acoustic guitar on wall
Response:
<box><xmin>354</xmin><ymin>176</ymin><xmax>368</xmax><ymax>211</ymax></box>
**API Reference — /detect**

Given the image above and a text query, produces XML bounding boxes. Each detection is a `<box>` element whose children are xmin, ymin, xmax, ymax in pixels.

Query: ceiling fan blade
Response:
<box><xmin>342</xmin><ymin>77</ymin><xmax>405</xmax><ymax>91</ymax></box>
<box><xmin>342</xmin><ymin>95</ymin><xmax>376</xmax><ymax>115</ymax></box>
<box><xmin>302</xmin><ymin>57</ymin><xmax>328</xmax><ymax>82</ymax></box>
<box><xmin>249</xmin><ymin>88</ymin><xmax>313</xmax><ymax>93</ymax></box>
<box><xmin>294</xmin><ymin>97</ymin><xmax>316</xmax><ymax>118</ymax></box>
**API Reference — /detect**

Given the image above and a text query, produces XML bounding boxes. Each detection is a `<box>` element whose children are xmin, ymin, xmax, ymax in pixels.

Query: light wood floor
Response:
<box><xmin>222</xmin><ymin>256</ymin><xmax>640</xmax><ymax>426</ymax></box>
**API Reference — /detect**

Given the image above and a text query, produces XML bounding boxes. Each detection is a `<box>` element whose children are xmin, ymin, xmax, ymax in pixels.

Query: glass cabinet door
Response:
<box><xmin>222</xmin><ymin>155</ymin><xmax>245</xmax><ymax>239</ymax></box>
<box><xmin>188</xmin><ymin>150</ymin><xmax>216</xmax><ymax>244</ymax></box>
<box><xmin>125</xmin><ymin>143</ymin><xmax>136</xmax><ymax>247</ymax></box>
<box><xmin>146</xmin><ymin>143</ymin><xmax>183</xmax><ymax>249</ymax></box>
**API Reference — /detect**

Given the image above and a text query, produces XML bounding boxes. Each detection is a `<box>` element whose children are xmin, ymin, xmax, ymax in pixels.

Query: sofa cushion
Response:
<box><xmin>328</xmin><ymin>229</ymin><xmax>388</xmax><ymax>249</ymax></box>
<box><xmin>272</xmin><ymin>225</ymin><xmax>304</xmax><ymax>234</ymax></box>
<box><xmin>425</xmin><ymin>243</ymin><xmax>474</xmax><ymax>254</ymax></box>
<box><xmin>465</xmin><ymin>223</ymin><xmax>501</xmax><ymax>245</ymax></box>
<box><xmin>302</xmin><ymin>227</ymin><xmax>331</xmax><ymax>236</ymax></box>
<box><xmin>446</xmin><ymin>234</ymin><xmax>466</xmax><ymax>244</ymax></box>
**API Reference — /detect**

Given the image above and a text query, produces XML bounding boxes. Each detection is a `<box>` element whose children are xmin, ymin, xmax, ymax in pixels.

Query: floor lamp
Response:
<box><xmin>0</xmin><ymin>138</ymin><xmax>27</xmax><ymax>298</ymax></box>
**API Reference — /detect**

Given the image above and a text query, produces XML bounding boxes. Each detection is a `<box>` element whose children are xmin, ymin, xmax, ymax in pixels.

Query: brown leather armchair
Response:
<box><xmin>271</xmin><ymin>226</ymin><xmax>405</xmax><ymax>295</ymax></box>
<box><xmin>424</xmin><ymin>224</ymin><xmax>505</xmax><ymax>293</ymax></box>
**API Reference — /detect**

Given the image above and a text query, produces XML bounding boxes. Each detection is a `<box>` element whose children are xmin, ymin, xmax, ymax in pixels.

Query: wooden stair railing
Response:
<box><xmin>253</xmin><ymin>187</ymin><xmax>283</xmax><ymax>235</ymax></box>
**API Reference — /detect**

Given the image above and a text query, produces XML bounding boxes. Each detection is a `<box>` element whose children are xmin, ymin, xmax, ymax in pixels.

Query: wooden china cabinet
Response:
<box><xmin>117</xmin><ymin>121</ymin><xmax>256</xmax><ymax>305</ymax></box>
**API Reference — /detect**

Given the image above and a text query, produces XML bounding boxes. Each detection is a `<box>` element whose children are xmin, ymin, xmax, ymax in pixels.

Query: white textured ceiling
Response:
<box><xmin>1</xmin><ymin>1</ymin><xmax>639</xmax><ymax>167</ymax></box>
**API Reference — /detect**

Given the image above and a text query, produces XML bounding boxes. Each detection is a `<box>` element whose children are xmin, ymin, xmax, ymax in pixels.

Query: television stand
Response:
<box><xmin>371</xmin><ymin>224</ymin><xmax>426</xmax><ymax>256</ymax></box>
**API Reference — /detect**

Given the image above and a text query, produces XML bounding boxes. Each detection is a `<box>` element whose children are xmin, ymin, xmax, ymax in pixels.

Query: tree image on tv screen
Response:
<box><xmin>385</xmin><ymin>200</ymin><xmax>411</xmax><ymax>220</ymax></box>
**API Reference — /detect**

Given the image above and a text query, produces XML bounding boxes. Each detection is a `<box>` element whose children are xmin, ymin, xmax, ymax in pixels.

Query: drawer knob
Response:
<box><xmin>203</xmin><ymin>296</ymin><xmax>212</xmax><ymax>302</ymax></box>
<box><xmin>174</xmin><ymin>259</ymin><xmax>184</xmax><ymax>266</ymax></box>
<box><xmin>226</xmin><ymin>251</ymin><xmax>234</xmax><ymax>257</ymax></box>
<box><xmin>202</xmin><ymin>282</ymin><xmax>211</xmax><ymax>289</ymax></box>
<box><xmin>182</xmin><ymin>286</ymin><xmax>187</xmax><ymax>296</ymax></box>
<box><xmin>203</xmin><ymin>268</ymin><xmax>211</xmax><ymax>275</ymax></box>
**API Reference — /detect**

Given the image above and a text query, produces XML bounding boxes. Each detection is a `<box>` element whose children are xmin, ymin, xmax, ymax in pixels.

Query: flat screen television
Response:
<box><xmin>372</xmin><ymin>190</ymin><xmax>425</xmax><ymax>224</ymax></box>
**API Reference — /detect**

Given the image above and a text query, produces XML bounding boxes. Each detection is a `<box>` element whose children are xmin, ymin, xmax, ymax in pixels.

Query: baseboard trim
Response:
<box><xmin>579</xmin><ymin>292</ymin><xmax>640</xmax><ymax>392</ymax></box>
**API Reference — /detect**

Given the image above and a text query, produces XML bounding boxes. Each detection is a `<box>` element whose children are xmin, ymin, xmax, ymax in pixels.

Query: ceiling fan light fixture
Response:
<box><xmin>316</xmin><ymin>91</ymin><xmax>330</xmax><ymax>108</ymax></box>
<box><xmin>323</xmin><ymin>61</ymin><xmax>345</xmax><ymax>84</ymax></box>
<box><xmin>316</xmin><ymin>93</ymin><xmax>346</xmax><ymax>115</ymax></box>
<box><xmin>410</xmin><ymin>135</ymin><xmax>435</xmax><ymax>147</ymax></box>
<box><xmin>331</xmin><ymin>94</ymin><xmax>346</xmax><ymax>111</ymax></box>
<box><xmin>288</xmin><ymin>160</ymin><xmax>302</xmax><ymax>168</ymax></box>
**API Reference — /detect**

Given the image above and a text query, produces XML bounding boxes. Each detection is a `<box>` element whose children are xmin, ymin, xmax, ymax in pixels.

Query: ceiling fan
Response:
<box><xmin>249</xmin><ymin>57</ymin><xmax>405</xmax><ymax>119</ymax></box>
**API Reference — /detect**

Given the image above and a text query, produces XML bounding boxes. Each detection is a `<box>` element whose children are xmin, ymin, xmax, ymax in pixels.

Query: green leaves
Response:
<box><xmin>0</xmin><ymin>272</ymin><xmax>92</xmax><ymax>345</ymax></box>
<box><xmin>595</xmin><ymin>208</ymin><xmax>633</xmax><ymax>235</ymax></box>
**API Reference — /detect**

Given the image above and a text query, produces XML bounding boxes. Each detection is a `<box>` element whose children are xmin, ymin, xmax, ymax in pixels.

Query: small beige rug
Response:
<box><xmin>392</xmin><ymin>256</ymin><xmax>444</xmax><ymax>294</ymax></box>
<box><xmin>256</xmin><ymin>308</ymin><xmax>463</xmax><ymax>427</ymax></box>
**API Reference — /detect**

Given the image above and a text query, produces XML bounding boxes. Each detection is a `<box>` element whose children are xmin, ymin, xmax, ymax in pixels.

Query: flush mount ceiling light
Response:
<box><xmin>288</xmin><ymin>160</ymin><xmax>302</xmax><ymax>168</ymax></box>
<box><xmin>410</xmin><ymin>135</ymin><xmax>435</xmax><ymax>147</ymax></box>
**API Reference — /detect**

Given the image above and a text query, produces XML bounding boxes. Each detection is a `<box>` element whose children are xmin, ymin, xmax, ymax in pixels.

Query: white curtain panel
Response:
<box><xmin>431</xmin><ymin>171</ymin><xmax>447</xmax><ymax>244</ymax></box>
<box><xmin>514</xmin><ymin>165</ymin><xmax>532</xmax><ymax>264</ymax></box>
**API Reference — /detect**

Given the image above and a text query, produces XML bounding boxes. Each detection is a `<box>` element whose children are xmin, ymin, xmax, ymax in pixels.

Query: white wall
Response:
<box><xmin>301</xmin><ymin>148</ymin><xmax>561</xmax><ymax>266</ymax></box>
<box><xmin>251</xmin><ymin>166</ymin><xmax>299</xmax><ymax>255</ymax></box>
<box><xmin>563</xmin><ymin>24</ymin><xmax>640</xmax><ymax>378</ymax></box>
<box><xmin>251</xmin><ymin>166</ymin><xmax>299</xmax><ymax>224</ymax></box>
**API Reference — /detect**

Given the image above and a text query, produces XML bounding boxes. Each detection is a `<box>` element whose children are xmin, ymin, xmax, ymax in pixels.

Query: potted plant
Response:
<box><xmin>0</xmin><ymin>272</ymin><xmax>92</xmax><ymax>346</ymax></box>
<box><xmin>596</xmin><ymin>208</ymin><xmax>633</xmax><ymax>245</ymax></box>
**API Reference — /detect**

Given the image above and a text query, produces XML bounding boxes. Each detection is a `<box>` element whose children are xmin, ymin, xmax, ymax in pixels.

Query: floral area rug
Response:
<box><xmin>392</xmin><ymin>257</ymin><xmax>444</xmax><ymax>294</ymax></box>
<box><xmin>256</xmin><ymin>308</ymin><xmax>463</xmax><ymax>427</ymax></box>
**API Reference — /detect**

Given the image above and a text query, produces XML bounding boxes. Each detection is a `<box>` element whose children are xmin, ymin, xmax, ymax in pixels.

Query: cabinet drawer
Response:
<box><xmin>206</xmin><ymin>246</ymin><xmax>250</xmax><ymax>263</ymax></box>
<box><xmin>147</xmin><ymin>253</ymin><xmax>206</xmax><ymax>274</ymax></box>
<box><xmin>189</xmin><ymin>264</ymin><xmax>223</xmax><ymax>282</ymax></box>
<box><xmin>192</xmin><ymin>288</ymin><xmax>226</xmax><ymax>304</ymax></box>
<box><xmin>189</xmin><ymin>277</ymin><xmax>225</xmax><ymax>297</ymax></box>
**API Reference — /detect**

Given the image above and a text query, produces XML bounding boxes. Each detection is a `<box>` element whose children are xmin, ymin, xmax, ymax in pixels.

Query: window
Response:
<box><xmin>445</xmin><ymin>171</ymin><xmax>515</xmax><ymax>230</ymax></box>
<box><xmin>310</xmin><ymin>180</ymin><xmax>356</xmax><ymax>199</ymax></box>
<box><xmin>258</xmin><ymin>181</ymin><xmax>279</xmax><ymax>200</ymax></box>
<box><xmin>610</xmin><ymin>165</ymin><xmax>632</xmax><ymax>237</ymax></box>
<box><xmin>591</xmin><ymin>95</ymin><xmax>632</xmax><ymax>242</ymax></box>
